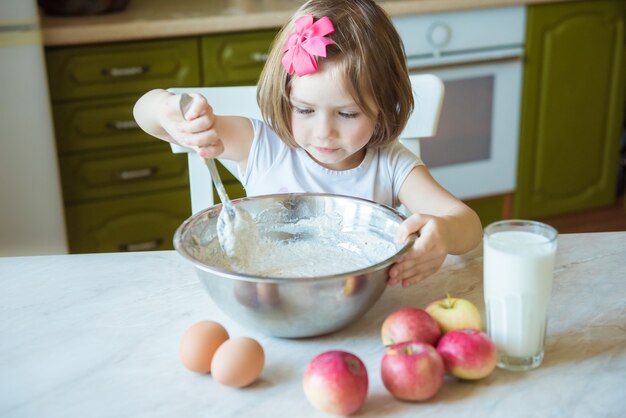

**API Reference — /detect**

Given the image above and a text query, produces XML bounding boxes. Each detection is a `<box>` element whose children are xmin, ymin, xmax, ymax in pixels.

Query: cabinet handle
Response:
<box><xmin>250</xmin><ymin>52</ymin><xmax>269</xmax><ymax>62</ymax></box>
<box><xmin>101</xmin><ymin>65</ymin><xmax>149</xmax><ymax>77</ymax></box>
<box><xmin>106</xmin><ymin>120</ymin><xmax>139</xmax><ymax>131</ymax></box>
<box><xmin>119</xmin><ymin>238</ymin><xmax>163</xmax><ymax>252</ymax></box>
<box><xmin>114</xmin><ymin>166</ymin><xmax>159</xmax><ymax>180</ymax></box>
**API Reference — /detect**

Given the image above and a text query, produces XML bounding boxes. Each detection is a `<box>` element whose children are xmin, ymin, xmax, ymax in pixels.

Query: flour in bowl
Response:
<box><xmin>194</xmin><ymin>214</ymin><xmax>399</xmax><ymax>277</ymax></box>
<box><xmin>217</xmin><ymin>207</ymin><xmax>258</xmax><ymax>263</ymax></box>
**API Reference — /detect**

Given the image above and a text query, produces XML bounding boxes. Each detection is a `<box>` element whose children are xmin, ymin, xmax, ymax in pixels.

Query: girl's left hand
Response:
<box><xmin>388</xmin><ymin>213</ymin><xmax>450</xmax><ymax>288</ymax></box>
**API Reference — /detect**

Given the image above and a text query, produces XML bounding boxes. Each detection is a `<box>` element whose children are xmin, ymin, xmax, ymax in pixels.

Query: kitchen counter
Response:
<box><xmin>40</xmin><ymin>0</ymin><xmax>575</xmax><ymax>46</ymax></box>
<box><xmin>1</xmin><ymin>232</ymin><xmax>624</xmax><ymax>417</ymax></box>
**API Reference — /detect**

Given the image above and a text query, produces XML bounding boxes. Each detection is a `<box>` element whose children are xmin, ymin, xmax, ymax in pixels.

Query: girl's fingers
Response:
<box><xmin>196</xmin><ymin>144</ymin><xmax>224</xmax><ymax>159</ymax></box>
<box><xmin>180</xmin><ymin>94</ymin><xmax>210</xmax><ymax>120</ymax></box>
<box><xmin>394</xmin><ymin>257</ymin><xmax>440</xmax><ymax>282</ymax></box>
<box><xmin>396</xmin><ymin>234</ymin><xmax>433</xmax><ymax>265</ymax></box>
<box><xmin>395</xmin><ymin>213</ymin><xmax>430</xmax><ymax>242</ymax></box>
<box><xmin>174</xmin><ymin>94</ymin><xmax>212</xmax><ymax>126</ymax></box>
<box><xmin>179</xmin><ymin>115</ymin><xmax>212</xmax><ymax>134</ymax></box>
<box><xmin>184</xmin><ymin>128</ymin><xmax>220</xmax><ymax>145</ymax></box>
<box><xmin>388</xmin><ymin>215</ymin><xmax>449</xmax><ymax>289</ymax></box>
<box><xmin>165</xmin><ymin>93</ymin><xmax>184</xmax><ymax>116</ymax></box>
<box><xmin>388</xmin><ymin>248</ymin><xmax>444</xmax><ymax>286</ymax></box>
<box><xmin>190</xmin><ymin>141</ymin><xmax>224</xmax><ymax>159</ymax></box>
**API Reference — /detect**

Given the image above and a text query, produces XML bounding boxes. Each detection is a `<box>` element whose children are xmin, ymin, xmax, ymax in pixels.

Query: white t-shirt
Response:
<box><xmin>241</xmin><ymin>118</ymin><xmax>423</xmax><ymax>208</ymax></box>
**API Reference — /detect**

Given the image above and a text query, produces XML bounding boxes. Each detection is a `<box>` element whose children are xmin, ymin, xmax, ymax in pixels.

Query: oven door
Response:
<box><xmin>409</xmin><ymin>58</ymin><xmax>523</xmax><ymax>200</ymax></box>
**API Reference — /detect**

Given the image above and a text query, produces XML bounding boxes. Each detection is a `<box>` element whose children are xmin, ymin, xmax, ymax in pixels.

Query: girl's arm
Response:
<box><xmin>390</xmin><ymin>165</ymin><xmax>483</xmax><ymax>287</ymax></box>
<box><xmin>133</xmin><ymin>89</ymin><xmax>254</xmax><ymax>166</ymax></box>
<box><xmin>398</xmin><ymin>165</ymin><xmax>482</xmax><ymax>254</ymax></box>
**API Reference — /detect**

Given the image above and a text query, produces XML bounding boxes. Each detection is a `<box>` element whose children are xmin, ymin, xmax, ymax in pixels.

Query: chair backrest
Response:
<box><xmin>170</xmin><ymin>73</ymin><xmax>444</xmax><ymax>214</ymax></box>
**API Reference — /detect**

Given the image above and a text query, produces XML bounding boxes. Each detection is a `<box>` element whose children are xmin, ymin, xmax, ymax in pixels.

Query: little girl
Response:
<box><xmin>133</xmin><ymin>0</ymin><xmax>482</xmax><ymax>288</ymax></box>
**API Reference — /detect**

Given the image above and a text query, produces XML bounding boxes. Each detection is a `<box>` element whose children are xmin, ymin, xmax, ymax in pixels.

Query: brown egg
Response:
<box><xmin>179</xmin><ymin>321</ymin><xmax>229</xmax><ymax>373</ymax></box>
<box><xmin>210</xmin><ymin>337</ymin><xmax>265</xmax><ymax>388</ymax></box>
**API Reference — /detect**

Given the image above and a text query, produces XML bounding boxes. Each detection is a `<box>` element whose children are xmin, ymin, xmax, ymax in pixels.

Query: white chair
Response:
<box><xmin>170</xmin><ymin>73</ymin><xmax>444</xmax><ymax>214</ymax></box>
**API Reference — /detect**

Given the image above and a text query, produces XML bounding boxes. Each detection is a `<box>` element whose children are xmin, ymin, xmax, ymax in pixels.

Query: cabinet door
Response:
<box><xmin>65</xmin><ymin>189</ymin><xmax>191</xmax><ymax>253</ymax></box>
<box><xmin>53</xmin><ymin>95</ymin><xmax>151</xmax><ymax>153</ymax></box>
<box><xmin>515</xmin><ymin>0</ymin><xmax>626</xmax><ymax>218</ymax></box>
<box><xmin>46</xmin><ymin>38</ymin><xmax>200</xmax><ymax>100</ymax></box>
<box><xmin>464</xmin><ymin>195</ymin><xmax>508</xmax><ymax>227</ymax></box>
<box><xmin>201</xmin><ymin>30</ymin><xmax>277</xmax><ymax>86</ymax></box>
<box><xmin>60</xmin><ymin>144</ymin><xmax>189</xmax><ymax>203</ymax></box>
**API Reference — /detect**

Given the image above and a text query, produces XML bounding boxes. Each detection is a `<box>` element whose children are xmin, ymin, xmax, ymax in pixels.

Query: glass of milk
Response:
<box><xmin>483</xmin><ymin>220</ymin><xmax>558</xmax><ymax>371</ymax></box>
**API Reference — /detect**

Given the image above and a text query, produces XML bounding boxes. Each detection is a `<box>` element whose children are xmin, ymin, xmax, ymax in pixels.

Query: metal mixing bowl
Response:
<box><xmin>174</xmin><ymin>193</ymin><xmax>412</xmax><ymax>338</ymax></box>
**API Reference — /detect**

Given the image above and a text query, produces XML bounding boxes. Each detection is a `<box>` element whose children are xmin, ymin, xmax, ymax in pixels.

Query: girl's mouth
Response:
<box><xmin>314</xmin><ymin>146</ymin><xmax>339</xmax><ymax>154</ymax></box>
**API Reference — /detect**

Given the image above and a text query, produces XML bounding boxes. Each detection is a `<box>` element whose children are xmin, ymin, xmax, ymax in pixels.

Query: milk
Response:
<box><xmin>484</xmin><ymin>229</ymin><xmax>557</xmax><ymax>364</ymax></box>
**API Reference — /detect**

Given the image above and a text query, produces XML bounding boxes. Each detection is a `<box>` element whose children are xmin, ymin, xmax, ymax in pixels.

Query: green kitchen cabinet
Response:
<box><xmin>46</xmin><ymin>38</ymin><xmax>200</xmax><ymax>101</ymax></box>
<box><xmin>52</xmin><ymin>96</ymin><xmax>153</xmax><ymax>153</ymax></box>
<box><xmin>46</xmin><ymin>30</ymin><xmax>277</xmax><ymax>253</ymax></box>
<box><xmin>59</xmin><ymin>143</ymin><xmax>189</xmax><ymax>203</ymax></box>
<box><xmin>64</xmin><ymin>189</ymin><xmax>191</xmax><ymax>253</ymax></box>
<box><xmin>515</xmin><ymin>0</ymin><xmax>626</xmax><ymax>218</ymax></box>
<box><xmin>46</xmin><ymin>38</ymin><xmax>200</xmax><ymax>253</ymax></box>
<box><xmin>465</xmin><ymin>195</ymin><xmax>508</xmax><ymax>227</ymax></box>
<box><xmin>201</xmin><ymin>30</ymin><xmax>277</xmax><ymax>86</ymax></box>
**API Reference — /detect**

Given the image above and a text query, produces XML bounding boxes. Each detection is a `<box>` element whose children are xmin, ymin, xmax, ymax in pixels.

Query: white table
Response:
<box><xmin>1</xmin><ymin>232</ymin><xmax>625</xmax><ymax>417</ymax></box>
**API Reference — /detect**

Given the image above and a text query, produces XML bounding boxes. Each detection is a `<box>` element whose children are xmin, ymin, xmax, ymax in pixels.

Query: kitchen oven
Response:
<box><xmin>393</xmin><ymin>6</ymin><xmax>526</xmax><ymax>201</ymax></box>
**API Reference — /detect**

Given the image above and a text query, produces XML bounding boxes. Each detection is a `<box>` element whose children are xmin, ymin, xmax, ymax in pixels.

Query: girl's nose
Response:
<box><xmin>314</xmin><ymin>113</ymin><xmax>336</xmax><ymax>140</ymax></box>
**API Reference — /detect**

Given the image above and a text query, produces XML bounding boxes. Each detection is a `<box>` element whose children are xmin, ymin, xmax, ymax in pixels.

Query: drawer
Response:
<box><xmin>46</xmin><ymin>38</ymin><xmax>200</xmax><ymax>101</ymax></box>
<box><xmin>60</xmin><ymin>144</ymin><xmax>189</xmax><ymax>203</ymax></box>
<box><xmin>53</xmin><ymin>95</ymin><xmax>151</xmax><ymax>153</ymax></box>
<box><xmin>201</xmin><ymin>30</ymin><xmax>277</xmax><ymax>86</ymax></box>
<box><xmin>65</xmin><ymin>188</ymin><xmax>191</xmax><ymax>254</ymax></box>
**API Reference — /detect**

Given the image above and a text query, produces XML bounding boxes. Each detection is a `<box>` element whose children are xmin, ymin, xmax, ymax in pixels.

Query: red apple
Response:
<box><xmin>436</xmin><ymin>329</ymin><xmax>497</xmax><ymax>380</ymax></box>
<box><xmin>425</xmin><ymin>295</ymin><xmax>482</xmax><ymax>333</ymax></box>
<box><xmin>381</xmin><ymin>341</ymin><xmax>445</xmax><ymax>401</ymax></box>
<box><xmin>302</xmin><ymin>351</ymin><xmax>368</xmax><ymax>416</ymax></box>
<box><xmin>381</xmin><ymin>307</ymin><xmax>441</xmax><ymax>346</ymax></box>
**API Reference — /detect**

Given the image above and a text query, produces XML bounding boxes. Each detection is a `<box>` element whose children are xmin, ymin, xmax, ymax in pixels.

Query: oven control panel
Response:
<box><xmin>393</xmin><ymin>6</ymin><xmax>526</xmax><ymax>61</ymax></box>
<box><xmin>427</xmin><ymin>23</ymin><xmax>451</xmax><ymax>49</ymax></box>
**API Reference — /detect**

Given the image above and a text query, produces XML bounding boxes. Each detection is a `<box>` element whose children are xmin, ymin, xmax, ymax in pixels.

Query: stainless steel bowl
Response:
<box><xmin>174</xmin><ymin>193</ymin><xmax>412</xmax><ymax>338</ymax></box>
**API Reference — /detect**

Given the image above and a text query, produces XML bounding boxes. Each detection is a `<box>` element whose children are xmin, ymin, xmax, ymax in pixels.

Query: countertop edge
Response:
<box><xmin>40</xmin><ymin>0</ymin><xmax>573</xmax><ymax>47</ymax></box>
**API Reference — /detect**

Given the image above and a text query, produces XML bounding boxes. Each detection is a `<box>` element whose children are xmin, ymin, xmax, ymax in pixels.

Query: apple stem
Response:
<box><xmin>446</xmin><ymin>292</ymin><xmax>455</xmax><ymax>309</ymax></box>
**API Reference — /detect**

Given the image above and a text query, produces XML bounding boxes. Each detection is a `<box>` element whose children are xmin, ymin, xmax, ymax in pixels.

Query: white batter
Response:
<box><xmin>196</xmin><ymin>215</ymin><xmax>398</xmax><ymax>277</ymax></box>
<box><xmin>217</xmin><ymin>206</ymin><xmax>258</xmax><ymax>262</ymax></box>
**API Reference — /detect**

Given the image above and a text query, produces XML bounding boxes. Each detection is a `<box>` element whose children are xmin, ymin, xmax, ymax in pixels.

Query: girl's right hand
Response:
<box><xmin>158</xmin><ymin>93</ymin><xmax>224</xmax><ymax>159</ymax></box>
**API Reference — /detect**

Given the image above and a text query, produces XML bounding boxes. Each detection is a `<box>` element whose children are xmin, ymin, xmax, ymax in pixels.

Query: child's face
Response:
<box><xmin>289</xmin><ymin>62</ymin><xmax>377</xmax><ymax>171</ymax></box>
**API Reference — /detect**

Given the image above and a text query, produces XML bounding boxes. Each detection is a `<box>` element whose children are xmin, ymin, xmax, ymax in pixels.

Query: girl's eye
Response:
<box><xmin>339</xmin><ymin>112</ymin><xmax>359</xmax><ymax>119</ymax></box>
<box><xmin>294</xmin><ymin>107</ymin><xmax>313</xmax><ymax>115</ymax></box>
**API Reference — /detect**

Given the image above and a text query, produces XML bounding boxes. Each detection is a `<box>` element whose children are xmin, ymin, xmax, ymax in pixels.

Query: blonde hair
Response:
<box><xmin>257</xmin><ymin>0</ymin><xmax>413</xmax><ymax>149</ymax></box>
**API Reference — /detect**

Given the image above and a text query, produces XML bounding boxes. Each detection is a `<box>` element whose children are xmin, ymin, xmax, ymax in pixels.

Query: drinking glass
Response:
<box><xmin>483</xmin><ymin>220</ymin><xmax>558</xmax><ymax>371</ymax></box>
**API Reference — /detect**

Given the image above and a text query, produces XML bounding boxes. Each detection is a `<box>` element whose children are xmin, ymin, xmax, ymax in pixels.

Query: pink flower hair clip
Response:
<box><xmin>282</xmin><ymin>14</ymin><xmax>335</xmax><ymax>77</ymax></box>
